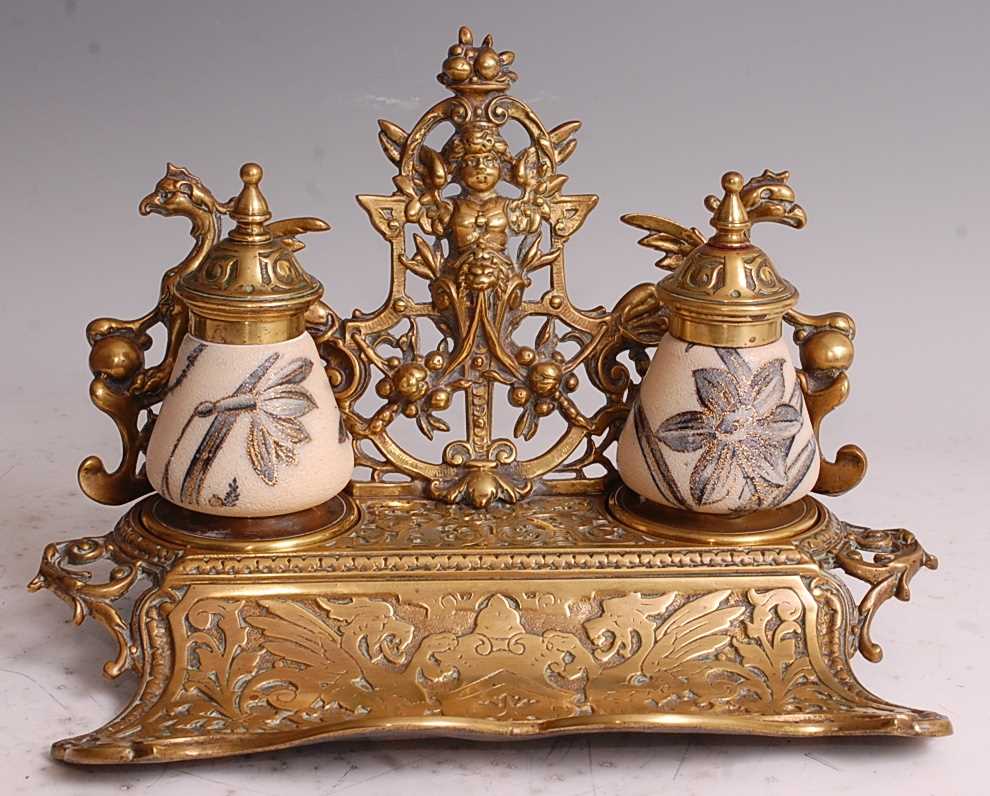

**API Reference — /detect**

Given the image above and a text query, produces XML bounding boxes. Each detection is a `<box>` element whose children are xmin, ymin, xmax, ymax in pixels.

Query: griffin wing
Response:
<box><xmin>641</xmin><ymin>590</ymin><xmax>746</xmax><ymax>675</ymax></box>
<box><xmin>247</xmin><ymin>600</ymin><xmax>348</xmax><ymax>672</ymax></box>
<box><xmin>267</xmin><ymin>217</ymin><xmax>330</xmax><ymax>253</ymax></box>
<box><xmin>621</xmin><ymin>213</ymin><xmax>706</xmax><ymax>271</ymax></box>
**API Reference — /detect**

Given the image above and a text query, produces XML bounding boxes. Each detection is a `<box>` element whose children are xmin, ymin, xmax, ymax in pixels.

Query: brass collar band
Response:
<box><xmin>666</xmin><ymin>313</ymin><xmax>783</xmax><ymax>348</ymax></box>
<box><xmin>660</xmin><ymin>283</ymin><xmax>797</xmax><ymax>348</ymax></box>
<box><xmin>179</xmin><ymin>267</ymin><xmax>322</xmax><ymax>344</ymax></box>
<box><xmin>188</xmin><ymin>310</ymin><xmax>307</xmax><ymax>345</ymax></box>
<box><xmin>180</xmin><ymin>258</ymin><xmax>322</xmax><ymax>344</ymax></box>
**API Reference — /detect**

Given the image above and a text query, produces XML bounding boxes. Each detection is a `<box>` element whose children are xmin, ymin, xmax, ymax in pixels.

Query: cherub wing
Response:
<box><xmin>503</xmin><ymin>121</ymin><xmax>579</xmax><ymax>199</ymax></box>
<box><xmin>379</xmin><ymin>119</ymin><xmax>447</xmax><ymax>196</ymax></box>
<box><xmin>548</xmin><ymin>120</ymin><xmax>581</xmax><ymax>165</ymax></box>
<box><xmin>418</xmin><ymin>145</ymin><xmax>448</xmax><ymax>190</ymax></box>
<box><xmin>378</xmin><ymin>119</ymin><xmax>409</xmax><ymax>167</ymax></box>
<box><xmin>621</xmin><ymin>213</ymin><xmax>706</xmax><ymax>271</ymax></box>
<box><xmin>179</xmin><ymin>353</ymin><xmax>279</xmax><ymax>504</ymax></box>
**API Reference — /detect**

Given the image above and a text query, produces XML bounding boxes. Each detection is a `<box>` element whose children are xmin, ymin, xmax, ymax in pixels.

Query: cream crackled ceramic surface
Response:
<box><xmin>617</xmin><ymin>335</ymin><xmax>819</xmax><ymax>514</ymax></box>
<box><xmin>146</xmin><ymin>332</ymin><xmax>353</xmax><ymax>517</ymax></box>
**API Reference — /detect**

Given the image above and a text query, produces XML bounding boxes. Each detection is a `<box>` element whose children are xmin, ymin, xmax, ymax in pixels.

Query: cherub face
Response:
<box><xmin>459</xmin><ymin>152</ymin><xmax>501</xmax><ymax>192</ymax></box>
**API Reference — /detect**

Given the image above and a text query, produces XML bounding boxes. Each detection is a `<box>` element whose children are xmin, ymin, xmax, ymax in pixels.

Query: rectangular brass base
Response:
<box><xmin>30</xmin><ymin>494</ymin><xmax>950</xmax><ymax>764</ymax></box>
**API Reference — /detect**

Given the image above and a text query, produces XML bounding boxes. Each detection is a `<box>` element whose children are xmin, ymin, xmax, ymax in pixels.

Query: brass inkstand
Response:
<box><xmin>30</xmin><ymin>26</ymin><xmax>949</xmax><ymax>764</ymax></box>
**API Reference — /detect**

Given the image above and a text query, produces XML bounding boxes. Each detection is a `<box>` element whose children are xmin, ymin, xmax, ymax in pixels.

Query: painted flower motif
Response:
<box><xmin>652</xmin><ymin>348</ymin><xmax>815</xmax><ymax>509</ymax></box>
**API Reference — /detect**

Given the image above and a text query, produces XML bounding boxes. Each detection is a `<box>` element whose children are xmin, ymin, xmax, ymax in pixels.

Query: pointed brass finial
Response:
<box><xmin>708</xmin><ymin>171</ymin><xmax>750</xmax><ymax>245</ymax></box>
<box><xmin>228</xmin><ymin>162</ymin><xmax>273</xmax><ymax>243</ymax></box>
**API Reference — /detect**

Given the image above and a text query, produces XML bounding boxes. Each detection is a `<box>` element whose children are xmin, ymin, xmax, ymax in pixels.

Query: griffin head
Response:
<box><xmin>139</xmin><ymin>163</ymin><xmax>227</xmax><ymax>219</ymax></box>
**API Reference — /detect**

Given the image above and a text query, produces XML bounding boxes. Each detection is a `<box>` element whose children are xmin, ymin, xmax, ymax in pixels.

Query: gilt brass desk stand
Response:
<box><xmin>30</xmin><ymin>26</ymin><xmax>950</xmax><ymax>764</ymax></box>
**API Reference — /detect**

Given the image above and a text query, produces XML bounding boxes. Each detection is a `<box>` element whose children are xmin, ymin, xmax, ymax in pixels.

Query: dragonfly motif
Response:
<box><xmin>161</xmin><ymin>353</ymin><xmax>318</xmax><ymax>505</ymax></box>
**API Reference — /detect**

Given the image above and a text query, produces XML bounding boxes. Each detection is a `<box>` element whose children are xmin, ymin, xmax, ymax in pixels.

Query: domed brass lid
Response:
<box><xmin>177</xmin><ymin>163</ymin><xmax>328</xmax><ymax>344</ymax></box>
<box><xmin>657</xmin><ymin>170</ymin><xmax>806</xmax><ymax>348</ymax></box>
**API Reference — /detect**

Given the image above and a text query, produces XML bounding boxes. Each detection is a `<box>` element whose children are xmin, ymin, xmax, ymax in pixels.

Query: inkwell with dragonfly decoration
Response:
<box><xmin>144</xmin><ymin>162</ymin><xmax>354</xmax><ymax>519</ymax></box>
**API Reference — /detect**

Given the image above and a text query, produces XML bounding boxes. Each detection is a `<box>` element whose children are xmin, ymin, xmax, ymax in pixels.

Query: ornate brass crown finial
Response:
<box><xmin>624</xmin><ymin>169</ymin><xmax>807</xmax><ymax>348</ymax></box>
<box><xmin>176</xmin><ymin>162</ymin><xmax>329</xmax><ymax>345</ymax></box>
<box><xmin>438</xmin><ymin>26</ymin><xmax>517</xmax><ymax>94</ymax></box>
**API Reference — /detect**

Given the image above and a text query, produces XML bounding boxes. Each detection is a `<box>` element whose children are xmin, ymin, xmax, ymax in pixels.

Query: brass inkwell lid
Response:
<box><xmin>653</xmin><ymin>170</ymin><xmax>806</xmax><ymax>348</ymax></box>
<box><xmin>177</xmin><ymin>162</ymin><xmax>329</xmax><ymax>345</ymax></box>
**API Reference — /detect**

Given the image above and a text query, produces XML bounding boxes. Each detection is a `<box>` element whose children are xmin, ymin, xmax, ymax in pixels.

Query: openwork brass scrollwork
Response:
<box><xmin>314</xmin><ymin>26</ymin><xmax>657</xmax><ymax>507</ymax></box>
<box><xmin>28</xmin><ymin>536</ymin><xmax>149</xmax><ymax>678</ymax></box>
<box><xmin>834</xmin><ymin>523</ymin><xmax>939</xmax><ymax>662</ymax></box>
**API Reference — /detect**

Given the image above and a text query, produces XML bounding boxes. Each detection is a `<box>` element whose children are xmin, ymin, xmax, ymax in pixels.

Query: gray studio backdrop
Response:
<box><xmin>3</xmin><ymin>0</ymin><xmax>987</xmax><ymax>437</ymax></box>
<box><xmin>0</xmin><ymin>1</ymin><xmax>987</xmax><ymax>793</ymax></box>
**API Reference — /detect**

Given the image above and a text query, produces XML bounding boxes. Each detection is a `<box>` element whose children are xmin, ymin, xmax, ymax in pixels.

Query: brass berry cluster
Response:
<box><xmin>439</xmin><ymin>26</ymin><xmax>517</xmax><ymax>90</ymax></box>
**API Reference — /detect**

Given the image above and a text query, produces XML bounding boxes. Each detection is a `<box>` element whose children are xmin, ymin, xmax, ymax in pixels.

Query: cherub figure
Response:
<box><xmin>402</xmin><ymin>121</ymin><xmax>557</xmax><ymax>294</ymax></box>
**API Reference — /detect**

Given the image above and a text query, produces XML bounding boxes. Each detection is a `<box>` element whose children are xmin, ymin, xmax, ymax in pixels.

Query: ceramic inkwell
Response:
<box><xmin>617</xmin><ymin>171</ymin><xmax>828</xmax><ymax>516</ymax></box>
<box><xmin>144</xmin><ymin>163</ymin><xmax>354</xmax><ymax>517</ymax></box>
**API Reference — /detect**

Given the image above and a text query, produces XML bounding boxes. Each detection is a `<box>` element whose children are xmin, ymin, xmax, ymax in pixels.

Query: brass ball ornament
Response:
<box><xmin>442</xmin><ymin>56</ymin><xmax>471</xmax><ymax>83</ymax></box>
<box><xmin>89</xmin><ymin>335</ymin><xmax>145</xmax><ymax>381</ymax></box>
<box><xmin>800</xmin><ymin>329</ymin><xmax>855</xmax><ymax>372</ymax></box>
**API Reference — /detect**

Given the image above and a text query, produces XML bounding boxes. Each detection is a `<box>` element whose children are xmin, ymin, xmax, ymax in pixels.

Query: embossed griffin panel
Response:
<box><xmin>130</xmin><ymin>579</ymin><xmax>875</xmax><ymax>738</ymax></box>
